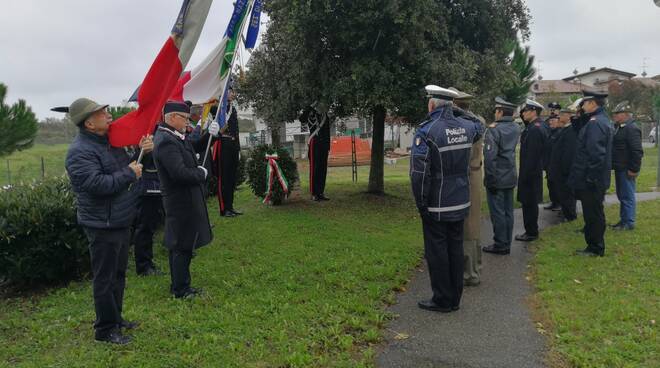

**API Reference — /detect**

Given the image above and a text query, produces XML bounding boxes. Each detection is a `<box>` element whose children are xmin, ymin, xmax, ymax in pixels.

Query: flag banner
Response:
<box><xmin>108</xmin><ymin>0</ymin><xmax>212</xmax><ymax>147</ymax></box>
<box><xmin>245</xmin><ymin>0</ymin><xmax>262</xmax><ymax>49</ymax></box>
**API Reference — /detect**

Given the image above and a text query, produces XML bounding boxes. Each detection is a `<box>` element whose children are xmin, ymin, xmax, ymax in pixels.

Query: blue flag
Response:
<box><xmin>245</xmin><ymin>0</ymin><xmax>262</xmax><ymax>49</ymax></box>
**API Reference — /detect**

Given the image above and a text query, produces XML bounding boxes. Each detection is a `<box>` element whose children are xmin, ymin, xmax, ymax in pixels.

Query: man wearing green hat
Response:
<box><xmin>64</xmin><ymin>98</ymin><xmax>145</xmax><ymax>344</ymax></box>
<box><xmin>610</xmin><ymin>101</ymin><xmax>643</xmax><ymax>231</ymax></box>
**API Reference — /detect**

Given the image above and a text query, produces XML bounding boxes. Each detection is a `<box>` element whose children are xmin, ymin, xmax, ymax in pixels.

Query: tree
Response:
<box><xmin>608</xmin><ymin>80</ymin><xmax>660</xmax><ymax>121</ymax></box>
<box><xmin>240</xmin><ymin>0</ymin><xmax>531</xmax><ymax>194</ymax></box>
<box><xmin>108</xmin><ymin>106</ymin><xmax>134</xmax><ymax>120</ymax></box>
<box><xmin>502</xmin><ymin>40</ymin><xmax>536</xmax><ymax>105</ymax></box>
<box><xmin>0</xmin><ymin>83</ymin><xmax>38</xmax><ymax>157</ymax></box>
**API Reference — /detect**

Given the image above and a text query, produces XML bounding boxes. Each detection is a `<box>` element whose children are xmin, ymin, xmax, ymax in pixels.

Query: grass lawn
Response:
<box><xmin>531</xmin><ymin>200</ymin><xmax>660</xmax><ymax>368</ymax></box>
<box><xmin>633</xmin><ymin>146</ymin><xmax>658</xmax><ymax>193</ymax></box>
<box><xmin>0</xmin><ymin>144</ymin><xmax>69</xmax><ymax>186</ymax></box>
<box><xmin>0</xmin><ymin>160</ymin><xmax>423</xmax><ymax>367</ymax></box>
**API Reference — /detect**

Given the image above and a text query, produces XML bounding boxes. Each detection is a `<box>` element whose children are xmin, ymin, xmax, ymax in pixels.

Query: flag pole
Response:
<box><xmin>201</xmin><ymin>0</ymin><xmax>256</xmax><ymax>167</ymax></box>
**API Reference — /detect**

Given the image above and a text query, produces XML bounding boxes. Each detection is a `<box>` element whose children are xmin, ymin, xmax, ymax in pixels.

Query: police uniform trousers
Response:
<box><xmin>308</xmin><ymin>136</ymin><xmax>329</xmax><ymax>196</ymax></box>
<box><xmin>547</xmin><ymin>174</ymin><xmax>559</xmax><ymax>207</ymax></box>
<box><xmin>217</xmin><ymin>136</ymin><xmax>240</xmax><ymax>213</ymax></box>
<box><xmin>576</xmin><ymin>189</ymin><xmax>606</xmax><ymax>255</ymax></box>
<box><xmin>133</xmin><ymin>195</ymin><xmax>163</xmax><ymax>274</ymax></box>
<box><xmin>464</xmin><ymin>141</ymin><xmax>483</xmax><ymax>284</ymax></box>
<box><xmin>521</xmin><ymin>203</ymin><xmax>540</xmax><ymax>237</ymax></box>
<box><xmin>421</xmin><ymin>216</ymin><xmax>464</xmax><ymax>308</ymax></box>
<box><xmin>556</xmin><ymin>182</ymin><xmax>577</xmax><ymax>221</ymax></box>
<box><xmin>486</xmin><ymin>189</ymin><xmax>514</xmax><ymax>249</ymax></box>
<box><xmin>83</xmin><ymin>227</ymin><xmax>130</xmax><ymax>338</ymax></box>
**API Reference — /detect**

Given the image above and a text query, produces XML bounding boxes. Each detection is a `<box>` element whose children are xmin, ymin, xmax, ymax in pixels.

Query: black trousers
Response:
<box><xmin>308</xmin><ymin>137</ymin><xmax>329</xmax><ymax>196</ymax></box>
<box><xmin>547</xmin><ymin>173</ymin><xmax>559</xmax><ymax>205</ymax></box>
<box><xmin>133</xmin><ymin>196</ymin><xmax>163</xmax><ymax>274</ymax></box>
<box><xmin>521</xmin><ymin>202</ymin><xmax>539</xmax><ymax>237</ymax></box>
<box><xmin>218</xmin><ymin>137</ymin><xmax>239</xmax><ymax>213</ymax></box>
<box><xmin>168</xmin><ymin>249</ymin><xmax>193</xmax><ymax>297</ymax></box>
<box><xmin>83</xmin><ymin>227</ymin><xmax>130</xmax><ymax>337</ymax></box>
<box><xmin>576</xmin><ymin>189</ymin><xmax>606</xmax><ymax>255</ymax></box>
<box><xmin>558</xmin><ymin>186</ymin><xmax>577</xmax><ymax>221</ymax></box>
<box><xmin>421</xmin><ymin>216</ymin><xmax>464</xmax><ymax>308</ymax></box>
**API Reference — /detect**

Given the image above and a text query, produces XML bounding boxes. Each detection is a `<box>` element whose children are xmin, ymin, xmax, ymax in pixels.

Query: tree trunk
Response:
<box><xmin>270</xmin><ymin>123</ymin><xmax>282</xmax><ymax>148</ymax></box>
<box><xmin>367</xmin><ymin>105</ymin><xmax>386</xmax><ymax>194</ymax></box>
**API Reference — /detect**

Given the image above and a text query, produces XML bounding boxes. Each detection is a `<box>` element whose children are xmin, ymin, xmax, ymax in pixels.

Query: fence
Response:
<box><xmin>2</xmin><ymin>156</ymin><xmax>66</xmax><ymax>187</ymax></box>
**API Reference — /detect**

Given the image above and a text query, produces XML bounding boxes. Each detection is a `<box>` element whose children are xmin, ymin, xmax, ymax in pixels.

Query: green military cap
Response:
<box><xmin>67</xmin><ymin>98</ymin><xmax>109</xmax><ymax>126</ymax></box>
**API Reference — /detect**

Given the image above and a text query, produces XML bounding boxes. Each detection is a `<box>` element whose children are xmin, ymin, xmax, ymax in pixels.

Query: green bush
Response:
<box><xmin>246</xmin><ymin>145</ymin><xmax>298</xmax><ymax>205</ymax></box>
<box><xmin>206</xmin><ymin>152</ymin><xmax>248</xmax><ymax>198</ymax></box>
<box><xmin>0</xmin><ymin>176</ymin><xmax>88</xmax><ymax>286</ymax></box>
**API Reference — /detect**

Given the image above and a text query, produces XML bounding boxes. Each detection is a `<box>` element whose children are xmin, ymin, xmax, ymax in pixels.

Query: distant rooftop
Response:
<box><xmin>531</xmin><ymin>80</ymin><xmax>582</xmax><ymax>94</ymax></box>
<box><xmin>563</xmin><ymin>67</ymin><xmax>636</xmax><ymax>82</ymax></box>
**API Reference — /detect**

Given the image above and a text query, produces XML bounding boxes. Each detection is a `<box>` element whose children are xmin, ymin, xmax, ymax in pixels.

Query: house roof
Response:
<box><xmin>563</xmin><ymin>67</ymin><xmax>636</xmax><ymax>81</ymax></box>
<box><xmin>531</xmin><ymin>80</ymin><xmax>583</xmax><ymax>94</ymax></box>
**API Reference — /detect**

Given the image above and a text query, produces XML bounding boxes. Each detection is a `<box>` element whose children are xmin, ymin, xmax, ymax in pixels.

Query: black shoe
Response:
<box><xmin>608</xmin><ymin>221</ymin><xmax>622</xmax><ymax>228</ymax></box>
<box><xmin>230</xmin><ymin>208</ymin><xmax>243</xmax><ymax>215</ymax></box>
<box><xmin>317</xmin><ymin>194</ymin><xmax>330</xmax><ymax>201</ymax></box>
<box><xmin>544</xmin><ymin>203</ymin><xmax>560</xmax><ymax>210</ymax></box>
<box><xmin>464</xmin><ymin>279</ymin><xmax>480</xmax><ymax>287</ymax></box>
<box><xmin>611</xmin><ymin>223</ymin><xmax>634</xmax><ymax>231</ymax></box>
<box><xmin>138</xmin><ymin>266</ymin><xmax>163</xmax><ymax>277</ymax></box>
<box><xmin>120</xmin><ymin>319</ymin><xmax>140</xmax><ymax>330</ymax></box>
<box><xmin>515</xmin><ymin>233</ymin><xmax>538</xmax><ymax>242</ymax></box>
<box><xmin>575</xmin><ymin>248</ymin><xmax>604</xmax><ymax>257</ymax></box>
<box><xmin>95</xmin><ymin>328</ymin><xmax>132</xmax><ymax>345</ymax></box>
<box><xmin>222</xmin><ymin>210</ymin><xmax>237</xmax><ymax>218</ymax></box>
<box><xmin>417</xmin><ymin>299</ymin><xmax>453</xmax><ymax>313</ymax></box>
<box><xmin>482</xmin><ymin>245</ymin><xmax>510</xmax><ymax>255</ymax></box>
<box><xmin>175</xmin><ymin>287</ymin><xmax>203</xmax><ymax>299</ymax></box>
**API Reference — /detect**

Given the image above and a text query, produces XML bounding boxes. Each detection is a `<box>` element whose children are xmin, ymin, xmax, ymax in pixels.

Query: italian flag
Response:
<box><xmin>170</xmin><ymin>0</ymin><xmax>261</xmax><ymax>105</ymax></box>
<box><xmin>108</xmin><ymin>0</ymin><xmax>213</xmax><ymax>147</ymax></box>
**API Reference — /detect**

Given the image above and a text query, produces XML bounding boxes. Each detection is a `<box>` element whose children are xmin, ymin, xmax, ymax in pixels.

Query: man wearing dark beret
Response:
<box><xmin>153</xmin><ymin>101</ymin><xmax>219</xmax><ymax>298</ymax></box>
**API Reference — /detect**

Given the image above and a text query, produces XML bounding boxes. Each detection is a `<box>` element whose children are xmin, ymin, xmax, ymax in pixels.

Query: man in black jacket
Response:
<box><xmin>64</xmin><ymin>98</ymin><xmax>143</xmax><ymax>345</ymax></box>
<box><xmin>610</xmin><ymin>101</ymin><xmax>643</xmax><ymax>231</ymax></box>
<box><xmin>482</xmin><ymin>97</ymin><xmax>520</xmax><ymax>255</ymax></box>
<box><xmin>516</xmin><ymin>99</ymin><xmax>548</xmax><ymax>242</ymax></box>
<box><xmin>568</xmin><ymin>91</ymin><xmax>613</xmax><ymax>257</ymax></box>
<box><xmin>153</xmin><ymin>101</ymin><xmax>219</xmax><ymax>299</ymax></box>
<box><xmin>543</xmin><ymin>102</ymin><xmax>562</xmax><ymax>211</ymax></box>
<box><xmin>215</xmin><ymin>87</ymin><xmax>243</xmax><ymax>217</ymax></box>
<box><xmin>549</xmin><ymin>106</ymin><xmax>578</xmax><ymax>222</ymax></box>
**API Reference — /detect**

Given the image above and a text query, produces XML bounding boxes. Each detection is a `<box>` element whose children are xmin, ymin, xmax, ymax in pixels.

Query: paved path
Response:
<box><xmin>377</xmin><ymin>192</ymin><xmax>660</xmax><ymax>368</ymax></box>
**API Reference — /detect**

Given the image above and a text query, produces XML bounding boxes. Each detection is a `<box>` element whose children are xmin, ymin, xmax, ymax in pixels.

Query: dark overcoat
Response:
<box><xmin>517</xmin><ymin>117</ymin><xmax>547</xmax><ymax>205</ymax></box>
<box><xmin>153</xmin><ymin>124</ymin><xmax>213</xmax><ymax>251</ymax></box>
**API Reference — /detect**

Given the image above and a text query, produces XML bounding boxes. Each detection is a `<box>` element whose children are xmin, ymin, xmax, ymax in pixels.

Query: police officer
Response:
<box><xmin>610</xmin><ymin>101</ymin><xmax>643</xmax><ymax>231</ymax></box>
<box><xmin>543</xmin><ymin>102</ymin><xmax>562</xmax><ymax>211</ymax></box>
<box><xmin>515</xmin><ymin>99</ymin><xmax>547</xmax><ymax>242</ymax></box>
<box><xmin>301</xmin><ymin>102</ymin><xmax>331</xmax><ymax>201</ymax></box>
<box><xmin>450</xmin><ymin>87</ymin><xmax>485</xmax><ymax>285</ymax></box>
<box><xmin>132</xmin><ymin>137</ymin><xmax>164</xmax><ymax>276</ymax></box>
<box><xmin>411</xmin><ymin>85</ymin><xmax>482</xmax><ymax>312</ymax></box>
<box><xmin>215</xmin><ymin>87</ymin><xmax>243</xmax><ymax>217</ymax></box>
<box><xmin>64</xmin><ymin>98</ymin><xmax>143</xmax><ymax>344</ymax></box>
<box><xmin>568</xmin><ymin>90</ymin><xmax>613</xmax><ymax>257</ymax></box>
<box><xmin>482</xmin><ymin>97</ymin><xmax>520</xmax><ymax>255</ymax></box>
<box><xmin>153</xmin><ymin>101</ymin><xmax>219</xmax><ymax>298</ymax></box>
<box><xmin>548</xmin><ymin>104</ymin><xmax>579</xmax><ymax>222</ymax></box>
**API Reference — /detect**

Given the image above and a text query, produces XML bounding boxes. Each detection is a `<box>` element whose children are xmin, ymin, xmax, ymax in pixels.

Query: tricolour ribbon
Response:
<box><xmin>263</xmin><ymin>153</ymin><xmax>289</xmax><ymax>204</ymax></box>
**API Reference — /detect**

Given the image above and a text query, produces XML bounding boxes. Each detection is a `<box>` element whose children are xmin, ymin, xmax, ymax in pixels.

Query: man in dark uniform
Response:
<box><xmin>132</xmin><ymin>135</ymin><xmax>164</xmax><ymax>276</ymax></box>
<box><xmin>64</xmin><ymin>98</ymin><xmax>143</xmax><ymax>344</ymax></box>
<box><xmin>411</xmin><ymin>85</ymin><xmax>482</xmax><ymax>312</ymax></box>
<box><xmin>610</xmin><ymin>101</ymin><xmax>643</xmax><ymax>231</ymax></box>
<box><xmin>153</xmin><ymin>101</ymin><xmax>219</xmax><ymax>298</ymax></box>
<box><xmin>543</xmin><ymin>102</ymin><xmax>562</xmax><ymax>211</ymax></box>
<box><xmin>515</xmin><ymin>99</ymin><xmax>547</xmax><ymax>242</ymax></box>
<box><xmin>302</xmin><ymin>102</ymin><xmax>331</xmax><ymax>201</ymax></box>
<box><xmin>548</xmin><ymin>104</ymin><xmax>579</xmax><ymax>222</ymax></box>
<box><xmin>214</xmin><ymin>87</ymin><xmax>242</xmax><ymax>217</ymax></box>
<box><xmin>482</xmin><ymin>97</ymin><xmax>520</xmax><ymax>255</ymax></box>
<box><xmin>568</xmin><ymin>90</ymin><xmax>613</xmax><ymax>257</ymax></box>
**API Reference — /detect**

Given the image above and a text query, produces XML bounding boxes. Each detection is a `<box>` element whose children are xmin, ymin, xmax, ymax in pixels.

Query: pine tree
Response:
<box><xmin>503</xmin><ymin>41</ymin><xmax>536</xmax><ymax>106</ymax></box>
<box><xmin>0</xmin><ymin>83</ymin><xmax>39</xmax><ymax>157</ymax></box>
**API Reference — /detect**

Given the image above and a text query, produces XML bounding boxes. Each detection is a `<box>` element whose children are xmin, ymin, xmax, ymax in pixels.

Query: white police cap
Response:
<box><xmin>425</xmin><ymin>85</ymin><xmax>459</xmax><ymax>100</ymax></box>
<box><xmin>523</xmin><ymin>99</ymin><xmax>544</xmax><ymax>111</ymax></box>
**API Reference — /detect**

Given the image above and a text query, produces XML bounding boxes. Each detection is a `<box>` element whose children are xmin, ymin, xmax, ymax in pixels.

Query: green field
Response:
<box><xmin>0</xmin><ymin>144</ymin><xmax>69</xmax><ymax>186</ymax></box>
<box><xmin>532</xmin><ymin>200</ymin><xmax>660</xmax><ymax>368</ymax></box>
<box><xmin>0</xmin><ymin>159</ymin><xmax>422</xmax><ymax>367</ymax></box>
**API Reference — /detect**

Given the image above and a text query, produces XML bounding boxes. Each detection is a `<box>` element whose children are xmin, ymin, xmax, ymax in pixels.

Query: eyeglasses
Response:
<box><xmin>173</xmin><ymin>113</ymin><xmax>190</xmax><ymax>120</ymax></box>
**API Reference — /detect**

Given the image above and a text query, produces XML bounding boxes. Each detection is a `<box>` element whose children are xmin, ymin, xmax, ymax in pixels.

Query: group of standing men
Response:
<box><xmin>411</xmin><ymin>84</ymin><xmax>643</xmax><ymax>313</ymax></box>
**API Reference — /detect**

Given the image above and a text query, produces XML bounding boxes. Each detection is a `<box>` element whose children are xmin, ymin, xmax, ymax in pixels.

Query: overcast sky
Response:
<box><xmin>1</xmin><ymin>0</ymin><xmax>659</xmax><ymax>120</ymax></box>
